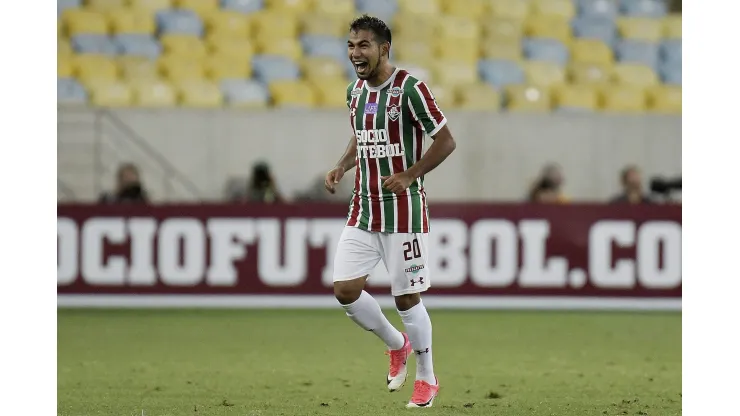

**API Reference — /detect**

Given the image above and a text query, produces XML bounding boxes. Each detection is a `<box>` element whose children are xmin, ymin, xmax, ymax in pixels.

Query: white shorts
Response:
<box><xmin>333</xmin><ymin>226</ymin><xmax>431</xmax><ymax>296</ymax></box>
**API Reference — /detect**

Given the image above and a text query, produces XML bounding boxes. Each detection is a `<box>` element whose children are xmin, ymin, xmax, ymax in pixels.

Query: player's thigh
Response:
<box><xmin>380</xmin><ymin>232</ymin><xmax>431</xmax><ymax>296</ymax></box>
<box><xmin>333</xmin><ymin>227</ymin><xmax>383</xmax><ymax>283</ymax></box>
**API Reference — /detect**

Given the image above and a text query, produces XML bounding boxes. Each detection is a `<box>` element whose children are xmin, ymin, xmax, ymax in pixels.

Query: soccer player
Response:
<box><xmin>324</xmin><ymin>15</ymin><xmax>457</xmax><ymax>409</ymax></box>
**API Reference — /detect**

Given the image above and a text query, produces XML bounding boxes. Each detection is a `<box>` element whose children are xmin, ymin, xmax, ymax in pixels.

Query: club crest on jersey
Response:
<box><xmin>387</xmin><ymin>105</ymin><xmax>401</xmax><ymax>121</ymax></box>
<box><xmin>350</xmin><ymin>88</ymin><xmax>362</xmax><ymax>97</ymax></box>
<box><xmin>388</xmin><ymin>87</ymin><xmax>403</xmax><ymax>97</ymax></box>
<box><xmin>364</xmin><ymin>103</ymin><xmax>378</xmax><ymax>115</ymax></box>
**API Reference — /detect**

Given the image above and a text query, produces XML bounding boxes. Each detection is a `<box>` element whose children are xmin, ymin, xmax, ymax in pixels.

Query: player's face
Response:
<box><xmin>348</xmin><ymin>29</ymin><xmax>383</xmax><ymax>80</ymax></box>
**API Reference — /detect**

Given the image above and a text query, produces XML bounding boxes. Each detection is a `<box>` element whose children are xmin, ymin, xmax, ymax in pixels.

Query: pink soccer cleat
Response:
<box><xmin>406</xmin><ymin>377</ymin><xmax>440</xmax><ymax>408</ymax></box>
<box><xmin>385</xmin><ymin>332</ymin><xmax>412</xmax><ymax>392</ymax></box>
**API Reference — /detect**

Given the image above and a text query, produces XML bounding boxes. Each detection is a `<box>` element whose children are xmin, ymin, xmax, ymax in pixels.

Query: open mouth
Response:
<box><xmin>354</xmin><ymin>61</ymin><xmax>369</xmax><ymax>73</ymax></box>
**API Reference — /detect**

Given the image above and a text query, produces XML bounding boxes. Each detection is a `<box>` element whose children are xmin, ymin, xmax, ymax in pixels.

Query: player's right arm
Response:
<box><xmin>325</xmin><ymin>136</ymin><xmax>357</xmax><ymax>194</ymax></box>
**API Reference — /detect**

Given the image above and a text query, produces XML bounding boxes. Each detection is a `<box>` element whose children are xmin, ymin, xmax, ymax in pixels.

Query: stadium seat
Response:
<box><xmin>660</xmin><ymin>39</ymin><xmax>682</xmax><ymax>64</ymax></box>
<box><xmin>132</xmin><ymin>80</ymin><xmax>177</xmax><ymax>106</ymax></box>
<box><xmin>571</xmin><ymin>39</ymin><xmax>613</xmax><ymax>65</ymax></box>
<box><xmin>206</xmin><ymin>35</ymin><xmax>255</xmax><ymax>60</ymax></box>
<box><xmin>568</xmin><ymin>62</ymin><xmax>613</xmax><ymax>85</ymax></box>
<box><xmin>506</xmin><ymin>85</ymin><xmax>552</xmax><ymax>112</ymax></box>
<box><xmin>86</xmin><ymin>0</ymin><xmax>125</xmax><ymax>11</ymax></box>
<box><xmin>266</xmin><ymin>0</ymin><xmax>311</xmax><ymax>14</ymax></box>
<box><xmin>221</xmin><ymin>0</ymin><xmax>264</xmax><ymax>14</ymax></box>
<box><xmin>160</xmin><ymin>34</ymin><xmax>208</xmax><ymax>58</ymax></box>
<box><xmin>58</xmin><ymin>0</ymin><xmax>82</xmax><ymax>17</ymax></box>
<box><xmin>301</xmin><ymin>57</ymin><xmax>347</xmax><ymax>82</ymax></box>
<box><xmin>479</xmin><ymin>59</ymin><xmax>525</xmax><ymax>88</ymax></box>
<box><xmin>269</xmin><ymin>80</ymin><xmax>318</xmax><ymax>108</ymax></box>
<box><xmin>174</xmin><ymin>0</ymin><xmax>220</xmax><ymax>18</ymax></box>
<box><xmin>252</xmin><ymin>12</ymin><xmax>299</xmax><ymax>38</ymax></box>
<box><xmin>660</xmin><ymin>65</ymin><xmax>681</xmax><ymax>85</ymax></box>
<box><xmin>526</xmin><ymin>16</ymin><xmax>572</xmax><ymax>44</ymax></box>
<box><xmin>620</xmin><ymin>0</ymin><xmax>667</xmax><ymax>18</ymax></box>
<box><xmin>456</xmin><ymin>83</ymin><xmax>502</xmax><ymax>111</ymax></box>
<box><xmin>108</xmin><ymin>9</ymin><xmax>156</xmax><ymax>34</ymax></box>
<box><xmin>523</xmin><ymin>61</ymin><xmax>566</xmax><ymax>87</ymax></box>
<box><xmin>302</xmin><ymin>35</ymin><xmax>345</xmax><ymax>61</ymax></box>
<box><xmin>58</xmin><ymin>56</ymin><xmax>74</xmax><ymax>78</ymax></box>
<box><xmin>177</xmin><ymin>81</ymin><xmax>224</xmax><ymax>107</ymax></box>
<box><xmin>432</xmin><ymin>61</ymin><xmax>478</xmax><ymax>88</ymax></box>
<box><xmin>158</xmin><ymin>56</ymin><xmax>206</xmax><ymax>82</ymax></box>
<box><xmin>481</xmin><ymin>40</ymin><xmax>523</xmax><ymax>61</ymax></box>
<box><xmin>553</xmin><ymin>85</ymin><xmax>598</xmax><ymax>111</ymax></box>
<box><xmin>88</xmin><ymin>81</ymin><xmax>133</xmax><ymax>107</ymax></box>
<box><xmin>482</xmin><ymin>18</ymin><xmax>525</xmax><ymax>42</ymax></box>
<box><xmin>58</xmin><ymin>39</ymin><xmax>74</xmax><ymax>57</ymax></box>
<box><xmin>577</xmin><ymin>0</ymin><xmax>618</xmax><ymax>18</ymax></box>
<box><xmin>612</xmin><ymin>63</ymin><xmax>659</xmax><ymax>87</ymax></box>
<box><xmin>73</xmin><ymin>55</ymin><xmax>119</xmax><ymax>84</ymax></box>
<box><xmin>617</xmin><ymin>17</ymin><xmax>662</xmax><ymax>42</ymax></box>
<box><xmin>252</xmin><ymin>55</ymin><xmax>301</xmax><ymax>83</ymax></box>
<box><xmin>205</xmin><ymin>55</ymin><xmax>253</xmax><ymax>80</ymax></box>
<box><xmin>663</xmin><ymin>14</ymin><xmax>682</xmax><ymax>39</ymax></box>
<box><xmin>63</xmin><ymin>9</ymin><xmax>109</xmax><ymax>35</ymax></box>
<box><xmin>312</xmin><ymin>78</ymin><xmax>352</xmax><ymax>108</ymax></box>
<box><xmin>257</xmin><ymin>38</ymin><xmax>303</xmax><ymax>60</ymax></box>
<box><xmin>394</xmin><ymin>40</ymin><xmax>436</xmax><ymax>68</ymax></box>
<box><xmin>572</xmin><ymin>17</ymin><xmax>618</xmax><ymax>45</ymax></box>
<box><xmin>437</xmin><ymin>39</ymin><xmax>479</xmax><ymax>65</ymax></box>
<box><xmin>616</xmin><ymin>40</ymin><xmax>659</xmax><ymax>69</ymax></box>
<box><xmin>601</xmin><ymin>86</ymin><xmax>647</xmax><ymax>112</ymax></box>
<box><xmin>647</xmin><ymin>85</ymin><xmax>681</xmax><ymax>114</ymax></box>
<box><xmin>221</xmin><ymin>79</ymin><xmax>269</xmax><ymax>108</ymax></box>
<box><xmin>392</xmin><ymin>14</ymin><xmax>440</xmax><ymax>41</ymax></box>
<box><xmin>531</xmin><ymin>0</ymin><xmax>576</xmax><ymax>19</ymax></box>
<box><xmin>71</xmin><ymin>34</ymin><xmax>118</xmax><ymax>55</ymax></box>
<box><xmin>443</xmin><ymin>0</ymin><xmax>486</xmax><ymax>19</ymax></box>
<box><xmin>156</xmin><ymin>9</ymin><xmax>204</xmax><ymax>36</ymax></box>
<box><xmin>128</xmin><ymin>0</ymin><xmax>172</xmax><ymax>12</ymax></box>
<box><xmin>398</xmin><ymin>0</ymin><xmax>441</xmax><ymax>16</ymax></box>
<box><xmin>119</xmin><ymin>57</ymin><xmax>160</xmax><ymax>80</ymax></box>
<box><xmin>114</xmin><ymin>34</ymin><xmax>162</xmax><ymax>59</ymax></box>
<box><xmin>355</xmin><ymin>0</ymin><xmax>398</xmax><ymax>21</ymax></box>
<box><xmin>440</xmin><ymin>16</ymin><xmax>481</xmax><ymax>41</ymax></box>
<box><xmin>204</xmin><ymin>10</ymin><xmax>252</xmax><ymax>38</ymax></box>
<box><xmin>488</xmin><ymin>0</ymin><xmax>530</xmax><ymax>19</ymax></box>
<box><xmin>313</xmin><ymin>0</ymin><xmax>356</xmax><ymax>19</ymax></box>
<box><xmin>58</xmin><ymin>77</ymin><xmax>88</xmax><ymax>105</ymax></box>
<box><xmin>524</xmin><ymin>38</ymin><xmax>569</xmax><ymax>66</ymax></box>
<box><xmin>300</xmin><ymin>13</ymin><xmax>346</xmax><ymax>37</ymax></box>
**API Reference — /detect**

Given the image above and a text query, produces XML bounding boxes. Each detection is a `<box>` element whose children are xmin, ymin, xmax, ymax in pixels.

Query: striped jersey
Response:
<box><xmin>344</xmin><ymin>68</ymin><xmax>447</xmax><ymax>234</ymax></box>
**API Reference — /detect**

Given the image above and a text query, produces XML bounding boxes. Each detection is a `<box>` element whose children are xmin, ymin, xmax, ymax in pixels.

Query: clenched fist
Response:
<box><xmin>381</xmin><ymin>171</ymin><xmax>415</xmax><ymax>195</ymax></box>
<box><xmin>324</xmin><ymin>167</ymin><xmax>345</xmax><ymax>194</ymax></box>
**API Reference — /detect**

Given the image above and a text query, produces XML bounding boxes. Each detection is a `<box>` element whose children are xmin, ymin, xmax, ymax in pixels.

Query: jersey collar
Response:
<box><xmin>364</xmin><ymin>67</ymin><xmax>401</xmax><ymax>92</ymax></box>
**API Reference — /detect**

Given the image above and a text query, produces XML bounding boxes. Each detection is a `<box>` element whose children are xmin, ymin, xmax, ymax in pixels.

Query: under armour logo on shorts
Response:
<box><xmin>410</xmin><ymin>277</ymin><xmax>424</xmax><ymax>286</ymax></box>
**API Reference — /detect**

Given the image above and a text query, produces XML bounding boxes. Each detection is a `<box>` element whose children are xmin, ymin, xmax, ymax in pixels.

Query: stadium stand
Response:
<box><xmin>56</xmin><ymin>0</ymin><xmax>680</xmax><ymax>112</ymax></box>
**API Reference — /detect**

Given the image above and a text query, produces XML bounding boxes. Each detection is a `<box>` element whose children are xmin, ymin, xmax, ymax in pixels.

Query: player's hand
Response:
<box><xmin>325</xmin><ymin>167</ymin><xmax>344</xmax><ymax>194</ymax></box>
<box><xmin>381</xmin><ymin>171</ymin><xmax>415</xmax><ymax>195</ymax></box>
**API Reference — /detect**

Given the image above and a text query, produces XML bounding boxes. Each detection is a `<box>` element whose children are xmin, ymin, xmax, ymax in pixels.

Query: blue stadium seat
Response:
<box><xmin>356</xmin><ymin>0</ymin><xmax>398</xmax><ymax>22</ymax></box>
<box><xmin>156</xmin><ymin>9</ymin><xmax>204</xmax><ymax>36</ymax></box>
<box><xmin>524</xmin><ymin>38</ymin><xmax>569</xmax><ymax>66</ymax></box>
<box><xmin>252</xmin><ymin>55</ymin><xmax>301</xmax><ymax>83</ymax></box>
<box><xmin>301</xmin><ymin>35</ymin><xmax>346</xmax><ymax>61</ymax></box>
<box><xmin>616</xmin><ymin>40</ymin><xmax>659</xmax><ymax>69</ymax></box>
<box><xmin>71</xmin><ymin>34</ymin><xmax>118</xmax><ymax>56</ymax></box>
<box><xmin>114</xmin><ymin>34</ymin><xmax>162</xmax><ymax>59</ymax></box>
<box><xmin>58</xmin><ymin>0</ymin><xmax>82</xmax><ymax>17</ymax></box>
<box><xmin>479</xmin><ymin>59</ymin><xmax>525</xmax><ymax>87</ymax></box>
<box><xmin>660</xmin><ymin>64</ymin><xmax>681</xmax><ymax>85</ymax></box>
<box><xmin>619</xmin><ymin>0</ymin><xmax>667</xmax><ymax>18</ymax></box>
<box><xmin>58</xmin><ymin>78</ymin><xmax>88</xmax><ymax>104</ymax></box>
<box><xmin>577</xmin><ymin>0</ymin><xmax>618</xmax><ymax>18</ymax></box>
<box><xmin>221</xmin><ymin>79</ymin><xmax>270</xmax><ymax>106</ymax></box>
<box><xmin>572</xmin><ymin>17</ymin><xmax>617</xmax><ymax>46</ymax></box>
<box><xmin>660</xmin><ymin>39</ymin><xmax>682</xmax><ymax>64</ymax></box>
<box><xmin>221</xmin><ymin>0</ymin><xmax>264</xmax><ymax>14</ymax></box>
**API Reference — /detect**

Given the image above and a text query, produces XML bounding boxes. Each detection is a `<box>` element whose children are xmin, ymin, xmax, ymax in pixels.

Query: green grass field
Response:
<box><xmin>58</xmin><ymin>309</ymin><xmax>681</xmax><ymax>416</ymax></box>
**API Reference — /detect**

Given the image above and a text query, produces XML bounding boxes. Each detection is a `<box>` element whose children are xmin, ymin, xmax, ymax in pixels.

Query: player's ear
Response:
<box><xmin>382</xmin><ymin>42</ymin><xmax>390</xmax><ymax>58</ymax></box>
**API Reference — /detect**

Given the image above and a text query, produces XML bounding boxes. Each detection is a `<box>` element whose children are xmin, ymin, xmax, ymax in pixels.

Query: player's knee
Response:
<box><xmin>394</xmin><ymin>293</ymin><xmax>421</xmax><ymax>311</ymax></box>
<box><xmin>334</xmin><ymin>281</ymin><xmax>364</xmax><ymax>305</ymax></box>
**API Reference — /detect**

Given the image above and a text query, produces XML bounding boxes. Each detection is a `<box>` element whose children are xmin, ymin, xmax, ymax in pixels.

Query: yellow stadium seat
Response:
<box><xmin>266</xmin><ymin>0</ymin><xmax>311</xmax><ymax>14</ymax></box>
<box><xmin>482</xmin><ymin>41</ymin><xmax>523</xmax><ymax>61</ymax></box>
<box><xmin>63</xmin><ymin>9</ymin><xmax>109</xmax><ymax>35</ymax></box>
<box><xmin>427</xmin><ymin>84</ymin><xmax>455</xmax><ymax>109</ymax></box>
<box><xmin>618</xmin><ymin>17</ymin><xmax>663</xmax><ymax>42</ymax></box>
<box><xmin>257</xmin><ymin>37</ymin><xmax>303</xmax><ymax>60</ymax></box>
<box><xmin>526</xmin><ymin>16</ymin><xmax>572</xmax><ymax>43</ymax></box>
<box><xmin>58</xmin><ymin>20</ymin><xmax>63</xmax><ymax>38</ymax></box>
<box><xmin>58</xmin><ymin>56</ymin><xmax>74</xmax><ymax>77</ymax></box>
<box><xmin>160</xmin><ymin>34</ymin><xmax>208</xmax><ymax>58</ymax></box>
<box><xmin>393</xmin><ymin>14</ymin><xmax>440</xmax><ymax>41</ymax></box>
<box><xmin>601</xmin><ymin>86</ymin><xmax>647</xmax><ymax>113</ymax></box>
<box><xmin>74</xmin><ymin>55</ymin><xmax>119</xmax><ymax>83</ymax></box>
<box><xmin>301</xmin><ymin>13</ymin><xmax>346</xmax><ymax>36</ymax></box>
<box><xmin>89</xmin><ymin>81</ymin><xmax>133</xmax><ymax>107</ymax></box>
<box><xmin>174</xmin><ymin>0</ymin><xmax>219</xmax><ymax>17</ymax></box>
<box><xmin>204</xmin><ymin>10</ymin><xmax>252</xmax><ymax>38</ymax></box>
<box><xmin>523</xmin><ymin>61</ymin><xmax>566</xmax><ymax>87</ymax></box>
<box><xmin>126</xmin><ymin>0</ymin><xmax>172</xmax><ymax>12</ymax></box>
<box><xmin>431</xmin><ymin>61</ymin><xmax>478</xmax><ymax>88</ymax></box>
<box><xmin>436</xmin><ymin>39</ymin><xmax>479</xmax><ymax>64</ymax></box>
<box><xmin>568</xmin><ymin>63</ymin><xmax>613</xmax><ymax>85</ymax></box>
<box><xmin>571</xmin><ymin>39</ymin><xmax>613</xmax><ymax>65</ymax></box>
<box><xmin>612</xmin><ymin>64</ymin><xmax>659</xmax><ymax>87</ymax></box>
<box><xmin>206</xmin><ymin>36</ymin><xmax>255</xmax><ymax>60</ymax></box>
<box><xmin>553</xmin><ymin>85</ymin><xmax>598</xmax><ymax>111</ymax></box>
<box><xmin>482</xmin><ymin>18</ymin><xmax>525</xmax><ymax>41</ymax></box>
<box><xmin>312</xmin><ymin>0</ymin><xmax>355</xmax><ymax>19</ymax></box>
<box><xmin>58</xmin><ymin>39</ymin><xmax>73</xmax><ymax>57</ymax></box>
<box><xmin>647</xmin><ymin>86</ymin><xmax>681</xmax><ymax>114</ymax></box>
<box><xmin>663</xmin><ymin>14</ymin><xmax>682</xmax><ymax>39</ymax></box>
<box><xmin>252</xmin><ymin>12</ymin><xmax>299</xmax><ymax>38</ymax></box>
<box><xmin>108</xmin><ymin>9</ymin><xmax>156</xmax><ymax>34</ymax></box>
<box><xmin>177</xmin><ymin>81</ymin><xmax>224</xmax><ymax>107</ymax></box>
<box><xmin>301</xmin><ymin>57</ymin><xmax>347</xmax><ymax>81</ymax></box>
<box><xmin>311</xmin><ymin>78</ymin><xmax>351</xmax><ymax>109</ymax></box>
<box><xmin>159</xmin><ymin>56</ymin><xmax>205</xmax><ymax>82</ymax></box>
<box><xmin>488</xmin><ymin>0</ymin><xmax>530</xmax><ymax>19</ymax></box>
<box><xmin>394</xmin><ymin>40</ymin><xmax>435</xmax><ymax>67</ymax></box>
<box><xmin>506</xmin><ymin>85</ymin><xmax>552</xmax><ymax>112</ymax></box>
<box><xmin>87</xmin><ymin>0</ymin><xmax>126</xmax><ymax>11</ymax></box>
<box><xmin>119</xmin><ymin>57</ymin><xmax>160</xmax><ymax>80</ymax></box>
<box><xmin>205</xmin><ymin>55</ymin><xmax>253</xmax><ymax>80</ymax></box>
<box><xmin>398</xmin><ymin>0</ymin><xmax>441</xmax><ymax>16</ymax></box>
<box><xmin>269</xmin><ymin>81</ymin><xmax>318</xmax><ymax>108</ymax></box>
<box><xmin>439</xmin><ymin>16</ymin><xmax>480</xmax><ymax>41</ymax></box>
<box><xmin>456</xmin><ymin>83</ymin><xmax>502</xmax><ymax>111</ymax></box>
<box><xmin>443</xmin><ymin>0</ymin><xmax>487</xmax><ymax>19</ymax></box>
<box><xmin>132</xmin><ymin>80</ymin><xmax>177</xmax><ymax>107</ymax></box>
<box><xmin>531</xmin><ymin>0</ymin><xmax>576</xmax><ymax>19</ymax></box>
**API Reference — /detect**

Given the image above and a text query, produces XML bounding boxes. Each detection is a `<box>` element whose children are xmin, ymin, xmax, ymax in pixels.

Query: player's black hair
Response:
<box><xmin>349</xmin><ymin>14</ymin><xmax>392</xmax><ymax>47</ymax></box>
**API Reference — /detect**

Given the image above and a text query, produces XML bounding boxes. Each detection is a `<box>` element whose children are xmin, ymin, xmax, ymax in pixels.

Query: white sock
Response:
<box><xmin>342</xmin><ymin>291</ymin><xmax>405</xmax><ymax>350</ymax></box>
<box><xmin>398</xmin><ymin>301</ymin><xmax>435</xmax><ymax>384</ymax></box>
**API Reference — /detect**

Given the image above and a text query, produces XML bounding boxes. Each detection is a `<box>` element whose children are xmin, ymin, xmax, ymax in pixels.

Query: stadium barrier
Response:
<box><xmin>57</xmin><ymin>203</ymin><xmax>681</xmax><ymax>311</ymax></box>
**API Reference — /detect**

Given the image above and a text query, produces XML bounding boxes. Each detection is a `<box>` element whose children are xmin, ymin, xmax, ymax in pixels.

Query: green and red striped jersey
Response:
<box><xmin>344</xmin><ymin>68</ymin><xmax>447</xmax><ymax>234</ymax></box>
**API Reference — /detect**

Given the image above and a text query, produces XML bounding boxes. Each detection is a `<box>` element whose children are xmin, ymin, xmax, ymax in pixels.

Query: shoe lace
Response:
<box><xmin>411</xmin><ymin>380</ymin><xmax>433</xmax><ymax>402</ymax></box>
<box><xmin>385</xmin><ymin>347</ymin><xmax>407</xmax><ymax>377</ymax></box>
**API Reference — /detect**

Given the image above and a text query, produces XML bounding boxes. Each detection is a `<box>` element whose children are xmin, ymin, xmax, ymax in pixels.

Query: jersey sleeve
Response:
<box><xmin>345</xmin><ymin>82</ymin><xmax>354</xmax><ymax>109</ymax></box>
<box><xmin>406</xmin><ymin>81</ymin><xmax>447</xmax><ymax>137</ymax></box>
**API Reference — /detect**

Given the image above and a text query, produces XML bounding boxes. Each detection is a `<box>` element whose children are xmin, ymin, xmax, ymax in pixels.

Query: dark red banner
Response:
<box><xmin>57</xmin><ymin>203</ymin><xmax>681</xmax><ymax>301</ymax></box>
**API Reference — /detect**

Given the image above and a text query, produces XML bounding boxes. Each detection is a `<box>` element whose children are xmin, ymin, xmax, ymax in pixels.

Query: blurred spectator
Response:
<box><xmin>245</xmin><ymin>161</ymin><xmax>284</xmax><ymax>203</ymax></box>
<box><xmin>98</xmin><ymin>163</ymin><xmax>149</xmax><ymax>204</ymax></box>
<box><xmin>528</xmin><ymin>163</ymin><xmax>569</xmax><ymax>203</ymax></box>
<box><xmin>610</xmin><ymin>165</ymin><xmax>654</xmax><ymax>204</ymax></box>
